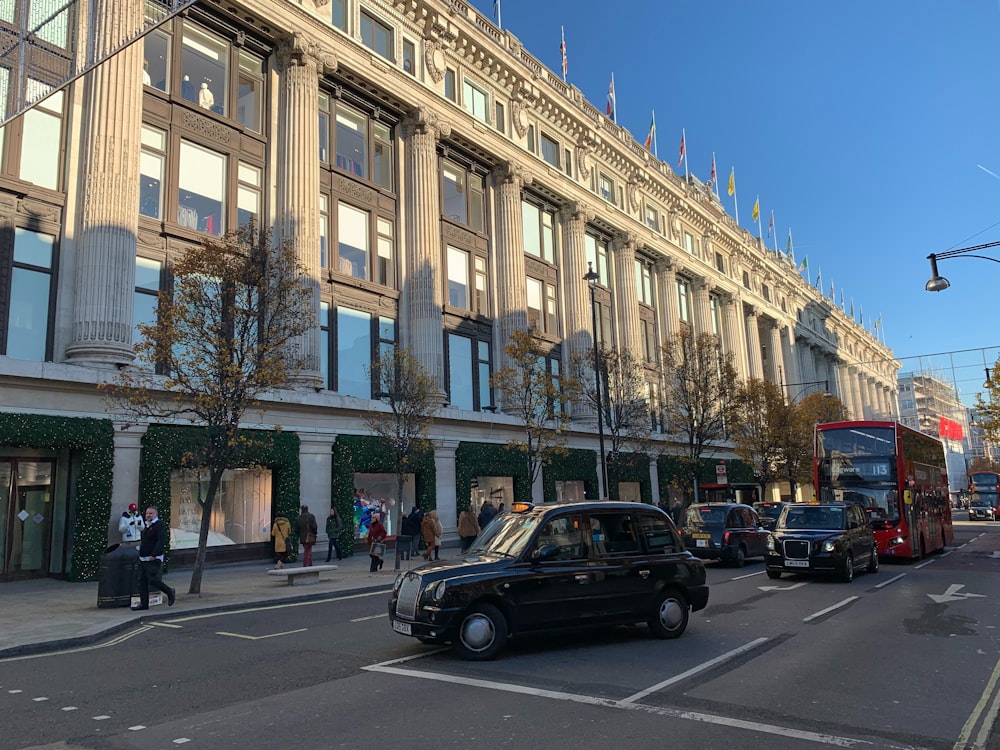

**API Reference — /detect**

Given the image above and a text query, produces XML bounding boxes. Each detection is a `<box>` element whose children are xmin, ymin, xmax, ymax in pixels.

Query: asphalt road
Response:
<box><xmin>4</xmin><ymin>520</ymin><xmax>1000</xmax><ymax>750</ymax></box>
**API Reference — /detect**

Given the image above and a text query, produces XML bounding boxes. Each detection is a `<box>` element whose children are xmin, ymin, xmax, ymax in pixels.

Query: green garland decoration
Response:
<box><xmin>541</xmin><ymin>447</ymin><xmax>599</xmax><ymax>503</ymax></box>
<box><xmin>657</xmin><ymin>455</ymin><xmax>754</xmax><ymax>502</ymax></box>
<box><xmin>454</xmin><ymin>442</ymin><xmax>532</xmax><ymax>511</ymax></box>
<box><xmin>139</xmin><ymin>425</ymin><xmax>300</xmax><ymax>565</ymax></box>
<box><xmin>331</xmin><ymin>435</ymin><xmax>436</xmax><ymax>556</ymax></box>
<box><xmin>606</xmin><ymin>452</ymin><xmax>653</xmax><ymax>503</ymax></box>
<box><xmin>0</xmin><ymin>413</ymin><xmax>114</xmax><ymax>582</ymax></box>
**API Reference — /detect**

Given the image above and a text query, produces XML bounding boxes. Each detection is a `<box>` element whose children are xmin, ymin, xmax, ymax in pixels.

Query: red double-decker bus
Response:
<box><xmin>970</xmin><ymin>471</ymin><xmax>1000</xmax><ymax>495</ymax></box>
<box><xmin>814</xmin><ymin>420</ymin><xmax>953</xmax><ymax>559</ymax></box>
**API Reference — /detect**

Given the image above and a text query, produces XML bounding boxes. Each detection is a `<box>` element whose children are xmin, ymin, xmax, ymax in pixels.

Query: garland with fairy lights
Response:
<box><xmin>0</xmin><ymin>413</ymin><xmax>114</xmax><ymax>582</ymax></box>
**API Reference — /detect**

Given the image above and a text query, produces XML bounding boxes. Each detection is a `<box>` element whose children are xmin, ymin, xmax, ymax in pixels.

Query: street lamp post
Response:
<box><xmin>924</xmin><ymin>241</ymin><xmax>1000</xmax><ymax>292</ymax></box>
<box><xmin>782</xmin><ymin>379</ymin><xmax>830</xmax><ymax>403</ymax></box>
<box><xmin>584</xmin><ymin>262</ymin><xmax>608</xmax><ymax>501</ymax></box>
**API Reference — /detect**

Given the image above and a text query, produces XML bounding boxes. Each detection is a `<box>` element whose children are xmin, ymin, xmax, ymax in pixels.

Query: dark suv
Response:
<box><xmin>765</xmin><ymin>502</ymin><xmax>878</xmax><ymax>582</ymax></box>
<box><xmin>388</xmin><ymin>501</ymin><xmax>709</xmax><ymax>660</ymax></box>
<box><xmin>681</xmin><ymin>503</ymin><xmax>769</xmax><ymax>566</ymax></box>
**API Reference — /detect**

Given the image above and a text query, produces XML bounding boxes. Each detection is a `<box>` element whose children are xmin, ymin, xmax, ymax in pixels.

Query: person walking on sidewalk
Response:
<box><xmin>367</xmin><ymin>514</ymin><xmax>387</xmax><ymax>573</ymax></box>
<box><xmin>325</xmin><ymin>507</ymin><xmax>344</xmax><ymax>562</ymax></box>
<box><xmin>477</xmin><ymin>499</ymin><xmax>497</xmax><ymax>530</ymax></box>
<box><xmin>295</xmin><ymin>505</ymin><xmax>318</xmax><ymax>567</ymax></box>
<box><xmin>421</xmin><ymin>509</ymin><xmax>442</xmax><ymax>561</ymax></box>
<box><xmin>118</xmin><ymin>503</ymin><xmax>145</xmax><ymax>545</ymax></box>
<box><xmin>271</xmin><ymin>514</ymin><xmax>292</xmax><ymax>569</ymax></box>
<box><xmin>134</xmin><ymin>506</ymin><xmax>175</xmax><ymax>611</ymax></box>
<box><xmin>457</xmin><ymin>506</ymin><xmax>480</xmax><ymax>553</ymax></box>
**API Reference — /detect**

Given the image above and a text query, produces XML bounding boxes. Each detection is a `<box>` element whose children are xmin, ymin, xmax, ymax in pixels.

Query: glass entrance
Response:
<box><xmin>0</xmin><ymin>459</ymin><xmax>55</xmax><ymax>577</ymax></box>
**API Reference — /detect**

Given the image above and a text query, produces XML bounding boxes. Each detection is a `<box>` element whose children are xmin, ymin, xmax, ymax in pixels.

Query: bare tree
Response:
<box><xmin>659</xmin><ymin>330</ymin><xmax>740</xmax><ymax>504</ymax></box>
<box><xmin>101</xmin><ymin>223</ymin><xmax>314</xmax><ymax>594</ymax></box>
<box><xmin>570</xmin><ymin>346</ymin><xmax>652</xmax><ymax>462</ymax></box>
<box><xmin>365</xmin><ymin>346</ymin><xmax>439</xmax><ymax>558</ymax></box>
<box><xmin>730</xmin><ymin>378</ymin><xmax>788</xmax><ymax>502</ymax></box>
<box><xmin>491</xmin><ymin>329</ymin><xmax>581</xmax><ymax>497</ymax></box>
<box><xmin>782</xmin><ymin>392</ymin><xmax>848</xmax><ymax>498</ymax></box>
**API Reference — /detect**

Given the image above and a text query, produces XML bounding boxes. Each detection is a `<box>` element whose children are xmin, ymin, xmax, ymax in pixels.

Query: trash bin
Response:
<box><xmin>97</xmin><ymin>543</ymin><xmax>139</xmax><ymax>609</ymax></box>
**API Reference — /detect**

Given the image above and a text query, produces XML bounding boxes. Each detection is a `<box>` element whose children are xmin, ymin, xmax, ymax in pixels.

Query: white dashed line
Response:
<box><xmin>32</xmin><ymin>697</ymin><xmax>48</xmax><ymax>702</ymax></box>
<box><xmin>173</xmin><ymin>739</ymin><xmax>191</xmax><ymax>744</ymax></box>
<box><xmin>803</xmin><ymin>596</ymin><xmax>859</xmax><ymax>622</ymax></box>
<box><xmin>128</xmin><ymin>725</ymin><xmax>147</xmax><ymax>731</ymax></box>
<box><xmin>8</xmin><ymin>689</ymin><xmax>22</xmax><ymax>694</ymax></box>
<box><xmin>61</xmin><ymin>706</ymin><xmax>77</xmax><ymax>711</ymax></box>
<box><xmin>914</xmin><ymin>559</ymin><xmax>936</xmax><ymax>569</ymax></box>
<box><xmin>874</xmin><ymin>573</ymin><xmax>906</xmax><ymax>589</ymax></box>
<box><xmin>351</xmin><ymin>613</ymin><xmax>389</xmax><ymax>622</ymax></box>
<box><xmin>93</xmin><ymin>715</ymin><xmax>110</xmax><ymax>721</ymax></box>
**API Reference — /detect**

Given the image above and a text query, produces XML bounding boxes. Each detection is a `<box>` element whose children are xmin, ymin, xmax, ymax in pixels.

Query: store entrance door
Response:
<box><xmin>0</xmin><ymin>459</ymin><xmax>55</xmax><ymax>578</ymax></box>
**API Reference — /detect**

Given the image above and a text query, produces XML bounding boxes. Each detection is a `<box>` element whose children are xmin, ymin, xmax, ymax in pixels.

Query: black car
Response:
<box><xmin>681</xmin><ymin>503</ymin><xmax>769</xmax><ymax>566</ymax></box>
<box><xmin>765</xmin><ymin>502</ymin><xmax>878</xmax><ymax>582</ymax></box>
<box><xmin>388</xmin><ymin>501</ymin><xmax>709</xmax><ymax>660</ymax></box>
<box><xmin>753</xmin><ymin>501</ymin><xmax>786</xmax><ymax>531</ymax></box>
<box><xmin>968</xmin><ymin>495</ymin><xmax>995</xmax><ymax>521</ymax></box>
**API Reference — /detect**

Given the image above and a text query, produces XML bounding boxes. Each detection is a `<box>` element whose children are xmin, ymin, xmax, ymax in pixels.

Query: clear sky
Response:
<box><xmin>470</xmin><ymin>0</ymin><xmax>1000</xmax><ymax>403</ymax></box>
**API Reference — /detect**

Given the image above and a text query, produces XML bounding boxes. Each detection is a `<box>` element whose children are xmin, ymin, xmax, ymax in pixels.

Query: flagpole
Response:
<box><xmin>494</xmin><ymin>0</ymin><xmax>502</xmax><ymax>29</ymax></box>
<box><xmin>652</xmin><ymin>110</ymin><xmax>658</xmax><ymax>158</ymax></box>
<box><xmin>610</xmin><ymin>72</ymin><xmax>616</xmax><ymax>124</ymax></box>
<box><xmin>560</xmin><ymin>26</ymin><xmax>566</xmax><ymax>83</ymax></box>
<box><xmin>755</xmin><ymin>196</ymin><xmax>763</xmax><ymax>239</ymax></box>
<box><xmin>712</xmin><ymin>152</ymin><xmax>718</xmax><ymax>198</ymax></box>
<box><xmin>770</xmin><ymin>211</ymin><xmax>778</xmax><ymax>253</ymax></box>
<box><xmin>730</xmin><ymin>168</ymin><xmax>739</xmax><ymax>225</ymax></box>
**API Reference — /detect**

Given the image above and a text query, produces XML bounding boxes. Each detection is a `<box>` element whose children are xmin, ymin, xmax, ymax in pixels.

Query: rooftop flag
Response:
<box><xmin>606</xmin><ymin>73</ymin><xmax>616</xmax><ymax>123</ymax></box>
<box><xmin>493</xmin><ymin>0</ymin><xmax>501</xmax><ymax>29</ymax></box>
<box><xmin>751</xmin><ymin>196</ymin><xmax>759</xmax><ymax>222</ymax></box>
<box><xmin>767</xmin><ymin>210</ymin><xmax>774</xmax><ymax>238</ymax></box>
<box><xmin>677</xmin><ymin>130</ymin><xmax>685</xmax><ymax>168</ymax></box>
<box><xmin>710</xmin><ymin>153</ymin><xmax>718</xmax><ymax>195</ymax></box>
<box><xmin>560</xmin><ymin>26</ymin><xmax>567</xmax><ymax>81</ymax></box>
<box><xmin>644</xmin><ymin>110</ymin><xmax>656</xmax><ymax>155</ymax></box>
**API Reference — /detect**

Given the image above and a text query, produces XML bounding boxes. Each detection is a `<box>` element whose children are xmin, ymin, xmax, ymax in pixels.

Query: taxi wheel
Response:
<box><xmin>648</xmin><ymin>589</ymin><xmax>689</xmax><ymax>639</ymax></box>
<box><xmin>868</xmin><ymin>547</ymin><xmax>879</xmax><ymax>574</ymax></box>
<box><xmin>731</xmin><ymin>545</ymin><xmax>746</xmax><ymax>567</ymax></box>
<box><xmin>454</xmin><ymin>603</ymin><xmax>508</xmax><ymax>661</ymax></box>
<box><xmin>840</xmin><ymin>553</ymin><xmax>854</xmax><ymax>583</ymax></box>
<box><xmin>766</xmin><ymin>569</ymin><xmax>782</xmax><ymax>579</ymax></box>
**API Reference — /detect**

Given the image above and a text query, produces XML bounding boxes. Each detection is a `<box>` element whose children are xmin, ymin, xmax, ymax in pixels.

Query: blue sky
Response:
<box><xmin>470</xmin><ymin>0</ymin><xmax>1000</xmax><ymax>402</ymax></box>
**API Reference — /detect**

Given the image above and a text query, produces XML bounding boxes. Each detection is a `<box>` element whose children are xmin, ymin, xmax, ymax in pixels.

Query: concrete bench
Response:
<box><xmin>266</xmin><ymin>564</ymin><xmax>338</xmax><ymax>585</ymax></box>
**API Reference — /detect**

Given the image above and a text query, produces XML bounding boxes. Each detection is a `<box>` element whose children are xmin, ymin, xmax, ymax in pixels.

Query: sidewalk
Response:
<box><xmin>0</xmin><ymin>547</ymin><xmax>434</xmax><ymax>659</ymax></box>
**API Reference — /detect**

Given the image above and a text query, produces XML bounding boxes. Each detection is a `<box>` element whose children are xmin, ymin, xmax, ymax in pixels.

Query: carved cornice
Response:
<box><xmin>613</xmin><ymin>230</ymin><xmax>638</xmax><ymax>252</ymax></box>
<box><xmin>401</xmin><ymin>106</ymin><xmax>452</xmax><ymax>140</ymax></box>
<box><xmin>559</xmin><ymin>201</ymin><xmax>595</xmax><ymax>225</ymax></box>
<box><xmin>278</xmin><ymin>31</ymin><xmax>337</xmax><ymax>74</ymax></box>
<box><xmin>490</xmin><ymin>161</ymin><xmax>533</xmax><ymax>189</ymax></box>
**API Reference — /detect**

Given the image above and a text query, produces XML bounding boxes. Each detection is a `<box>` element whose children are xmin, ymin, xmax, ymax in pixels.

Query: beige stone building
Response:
<box><xmin>0</xmin><ymin>0</ymin><xmax>898</xmax><ymax>579</ymax></box>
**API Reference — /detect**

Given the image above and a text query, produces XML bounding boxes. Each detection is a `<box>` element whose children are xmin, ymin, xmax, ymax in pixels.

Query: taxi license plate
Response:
<box><xmin>392</xmin><ymin>620</ymin><xmax>412</xmax><ymax>635</ymax></box>
<box><xmin>691</xmin><ymin>533</ymin><xmax>711</xmax><ymax>539</ymax></box>
<box><xmin>696</xmin><ymin>539</ymin><xmax>708</xmax><ymax>548</ymax></box>
<box><xmin>785</xmin><ymin>559</ymin><xmax>809</xmax><ymax>568</ymax></box>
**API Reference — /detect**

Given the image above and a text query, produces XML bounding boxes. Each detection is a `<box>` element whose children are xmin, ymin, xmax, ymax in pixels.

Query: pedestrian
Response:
<box><xmin>422</xmin><ymin>509</ymin><xmax>442</xmax><ymax>561</ymax></box>
<box><xmin>477</xmin><ymin>499</ymin><xmax>497</xmax><ymax>530</ymax></box>
<box><xmin>295</xmin><ymin>504</ymin><xmax>318</xmax><ymax>567</ymax></box>
<box><xmin>399</xmin><ymin>507</ymin><xmax>415</xmax><ymax>561</ymax></box>
<box><xmin>271</xmin><ymin>514</ymin><xmax>292</xmax><ymax>569</ymax></box>
<box><xmin>325</xmin><ymin>507</ymin><xmax>344</xmax><ymax>562</ymax></box>
<box><xmin>496</xmin><ymin>502</ymin><xmax>505</xmax><ymax>514</ymax></box>
<box><xmin>133</xmin><ymin>506</ymin><xmax>175</xmax><ymax>611</ymax></box>
<box><xmin>670</xmin><ymin>499</ymin><xmax>684</xmax><ymax>528</ymax></box>
<box><xmin>407</xmin><ymin>505</ymin><xmax>424</xmax><ymax>558</ymax></box>
<box><xmin>367</xmin><ymin>514</ymin><xmax>387</xmax><ymax>573</ymax></box>
<box><xmin>118</xmin><ymin>502</ymin><xmax>145</xmax><ymax>545</ymax></box>
<box><xmin>457</xmin><ymin>505</ymin><xmax>480</xmax><ymax>553</ymax></box>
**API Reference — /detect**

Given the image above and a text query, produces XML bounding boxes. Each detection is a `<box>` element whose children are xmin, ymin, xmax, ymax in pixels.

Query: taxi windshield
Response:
<box><xmin>466</xmin><ymin>512</ymin><xmax>539</xmax><ymax>557</ymax></box>
<box><xmin>779</xmin><ymin>506</ymin><xmax>845</xmax><ymax>530</ymax></box>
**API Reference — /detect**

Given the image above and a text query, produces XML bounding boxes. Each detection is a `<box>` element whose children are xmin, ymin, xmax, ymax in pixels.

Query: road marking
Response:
<box><xmin>803</xmin><ymin>597</ymin><xmax>858</xmax><ymax>622</ymax></box>
<box><xmin>61</xmin><ymin>706</ymin><xmax>77</xmax><ymax>711</ymax></box>
<box><xmin>32</xmin><ymin>697</ymin><xmax>47</xmax><ymax>702</ymax></box>
<box><xmin>928</xmin><ymin>584</ymin><xmax>987</xmax><ymax>604</ymax></box>
<box><xmin>914</xmin><ymin>559</ymin><xmax>936</xmax><ymax>569</ymax></box>
<box><xmin>173</xmin><ymin>739</ymin><xmax>191</xmax><ymax>744</ymax></box>
<box><xmin>216</xmin><ymin>628</ymin><xmax>308</xmax><ymax>640</ymax></box>
<box><xmin>758</xmin><ymin>582</ymin><xmax>809</xmax><ymax>592</ymax></box>
<box><xmin>93</xmin><ymin>715</ymin><xmax>110</xmax><ymax>721</ymax></box>
<box><xmin>620</xmin><ymin>637</ymin><xmax>769</xmax><ymax>704</ymax></box>
<box><xmin>351</xmin><ymin>613</ymin><xmax>388</xmax><ymax>622</ymax></box>
<box><xmin>955</xmin><ymin>653</ymin><xmax>1000</xmax><ymax>750</ymax></box>
<box><xmin>731</xmin><ymin>570</ymin><xmax>764</xmax><ymax>581</ymax></box>
<box><xmin>129</xmin><ymin>725</ymin><xmax>146</xmax><ymax>731</ymax></box>
<box><xmin>873</xmin><ymin>573</ymin><xmax>906</xmax><ymax>589</ymax></box>
<box><xmin>0</xmin><ymin>626</ymin><xmax>154</xmax><ymax>663</ymax></box>
<box><xmin>365</xmin><ymin>659</ymin><xmax>887</xmax><ymax>747</ymax></box>
<box><xmin>150</xmin><ymin>621</ymin><xmax>184</xmax><ymax>628</ymax></box>
<box><xmin>166</xmin><ymin>589</ymin><xmax>389</xmax><ymax>623</ymax></box>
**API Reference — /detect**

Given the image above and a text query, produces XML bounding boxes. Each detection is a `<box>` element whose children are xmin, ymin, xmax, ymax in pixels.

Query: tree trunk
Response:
<box><xmin>393</xmin><ymin>470</ymin><xmax>405</xmax><ymax>571</ymax></box>
<box><xmin>189</xmin><ymin>465</ymin><xmax>224</xmax><ymax>595</ymax></box>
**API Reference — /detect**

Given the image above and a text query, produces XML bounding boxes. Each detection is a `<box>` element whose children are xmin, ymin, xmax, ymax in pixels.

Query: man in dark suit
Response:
<box><xmin>134</xmin><ymin>505</ymin><xmax>176</xmax><ymax>611</ymax></box>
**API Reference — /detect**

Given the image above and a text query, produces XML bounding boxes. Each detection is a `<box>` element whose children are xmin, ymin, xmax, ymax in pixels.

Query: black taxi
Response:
<box><xmin>765</xmin><ymin>502</ymin><xmax>878</xmax><ymax>582</ymax></box>
<box><xmin>388</xmin><ymin>501</ymin><xmax>709</xmax><ymax>660</ymax></box>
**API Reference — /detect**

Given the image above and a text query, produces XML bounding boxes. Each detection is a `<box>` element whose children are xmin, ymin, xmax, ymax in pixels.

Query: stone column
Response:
<box><xmin>299</xmin><ymin>433</ymin><xmax>334</xmax><ymax>520</ymax></box>
<box><xmin>744</xmin><ymin>307</ymin><xmax>764</xmax><ymax>379</ymax></box>
<box><xmin>691</xmin><ymin>278</ymin><xmax>712</xmax><ymax>337</ymax></box>
<box><xmin>849</xmin><ymin>366</ymin><xmax>865</xmax><ymax>420</ymax></box>
<box><xmin>721</xmin><ymin>293</ymin><xmax>747</xmax><ymax>380</ymax></box>
<box><xmin>402</xmin><ymin>107</ymin><xmax>452</xmax><ymax>393</ymax></box>
<box><xmin>612</xmin><ymin>231</ymin><xmax>641</xmax><ymax>354</ymax></box>
<box><xmin>855</xmin><ymin>371</ymin><xmax>869</xmax><ymax>419</ymax></box>
<box><xmin>435</xmin><ymin>441</ymin><xmax>459</xmax><ymax>533</ymax></box>
<box><xmin>276</xmin><ymin>33</ymin><xmax>333</xmax><ymax>388</ymax></box>
<box><xmin>491</xmin><ymin>162</ymin><xmax>532</xmax><ymax>375</ymax></box>
<box><xmin>65</xmin><ymin>0</ymin><xmax>145</xmax><ymax>366</ymax></box>
<box><xmin>767</xmin><ymin>322</ymin><xmax>786</xmax><ymax>384</ymax></box>
<box><xmin>654</xmin><ymin>259</ymin><xmax>679</xmax><ymax>343</ymax></box>
<box><xmin>837</xmin><ymin>364</ymin><xmax>856</xmax><ymax>417</ymax></box>
<box><xmin>560</xmin><ymin>202</ymin><xmax>596</xmax><ymax>369</ymax></box>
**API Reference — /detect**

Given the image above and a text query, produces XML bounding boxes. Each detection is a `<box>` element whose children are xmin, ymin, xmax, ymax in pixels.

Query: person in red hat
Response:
<box><xmin>119</xmin><ymin>502</ymin><xmax>145</xmax><ymax>545</ymax></box>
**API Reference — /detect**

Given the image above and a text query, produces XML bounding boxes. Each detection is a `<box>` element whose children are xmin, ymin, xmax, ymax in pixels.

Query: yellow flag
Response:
<box><xmin>727</xmin><ymin>168</ymin><xmax>735</xmax><ymax>196</ymax></box>
<box><xmin>752</xmin><ymin>196</ymin><xmax>760</xmax><ymax>222</ymax></box>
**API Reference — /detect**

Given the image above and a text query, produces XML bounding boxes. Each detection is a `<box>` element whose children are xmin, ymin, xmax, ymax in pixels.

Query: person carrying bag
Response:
<box><xmin>367</xmin><ymin>515</ymin><xmax>387</xmax><ymax>573</ymax></box>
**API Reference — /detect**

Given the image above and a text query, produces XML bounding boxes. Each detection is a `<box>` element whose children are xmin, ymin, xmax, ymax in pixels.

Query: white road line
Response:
<box><xmin>215</xmin><ymin>628</ymin><xmax>308</xmax><ymax>640</ymax></box>
<box><xmin>173</xmin><ymin>739</ymin><xmax>191</xmax><ymax>744</ymax></box>
<box><xmin>873</xmin><ymin>573</ymin><xmax>907</xmax><ymax>589</ymax></box>
<box><xmin>915</xmin><ymin>559</ymin><xmax>936</xmax><ymax>569</ymax></box>
<box><xmin>167</xmin><ymin>589</ymin><xmax>389</xmax><ymax>623</ymax></box>
<box><xmin>93</xmin><ymin>715</ymin><xmax>110</xmax><ymax>721</ymax></box>
<box><xmin>128</xmin><ymin>725</ymin><xmax>146</xmax><ymax>731</ymax></box>
<box><xmin>955</xmin><ymin>653</ymin><xmax>1000</xmax><ymax>750</ymax></box>
<box><xmin>369</xmin><ymin>647</ymin><xmax>450</xmax><ymax>667</ymax></box>
<box><xmin>731</xmin><ymin>570</ymin><xmax>765</xmax><ymax>581</ymax></box>
<box><xmin>620</xmin><ymin>637</ymin><xmax>768</xmax><ymax>704</ymax></box>
<box><xmin>150</xmin><ymin>621</ymin><xmax>184</xmax><ymax>629</ymax></box>
<box><xmin>365</xmin><ymin>661</ymin><xmax>881</xmax><ymax>748</ymax></box>
<box><xmin>0</xmin><ymin>626</ymin><xmax>154</xmax><ymax>663</ymax></box>
<box><xmin>32</xmin><ymin>697</ymin><xmax>48</xmax><ymax>702</ymax></box>
<box><xmin>803</xmin><ymin>597</ymin><xmax>859</xmax><ymax>622</ymax></box>
<box><xmin>61</xmin><ymin>706</ymin><xmax>77</xmax><ymax>711</ymax></box>
<box><xmin>351</xmin><ymin>613</ymin><xmax>389</xmax><ymax>622</ymax></box>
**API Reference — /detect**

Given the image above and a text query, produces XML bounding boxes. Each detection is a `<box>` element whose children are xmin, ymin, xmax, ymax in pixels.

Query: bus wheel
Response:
<box><xmin>920</xmin><ymin>536</ymin><xmax>927</xmax><ymax>559</ymax></box>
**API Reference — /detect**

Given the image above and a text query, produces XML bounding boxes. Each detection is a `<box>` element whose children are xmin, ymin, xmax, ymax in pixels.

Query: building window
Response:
<box><xmin>521</xmin><ymin>199</ymin><xmax>556</xmax><ymax>263</ymax></box>
<box><xmin>526</xmin><ymin>124</ymin><xmax>535</xmax><ymax>152</ymax></box>
<box><xmin>177</xmin><ymin>140</ymin><xmax>226</xmax><ymax>235</ymax></box>
<box><xmin>320</xmin><ymin>198</ymin><xmax>395</xmax><ymax>288</ymax></box>
<box><xmin>143</xmin><ymin>28</ymin><xmax>170</xmax><ymax>91</ymax></box>
<box><xmin>2</xmin><ymin>228</ymin><xmax>54</xmax><ymax>361</ymax></box>
<box><xmin>599</xmin><ymin>173</ymin><xmax>614</xmax><ymax>204</ymax></box>
<box><xmin>402</xmin><ymin>39</ymin><xmax>416</xmax><ymax>75</ymax></box>
<box><xmin>474</xmin><ymin>256</ymin><xmax>488</xmax><ymax>313</ymax></box>
<box><xmin>360</xmin><ymin>11</ymin><xmax>394</xmax><ymax>61</ymax></box>
<box><xmin>463</xmin><ymin>79</ymin><xmax>489</xmax><ymax>123</ymax></box>
<box><xmin>647</xmin><ymin>381</ymin><xmax>661</xmax><ymax>432</ymax></box>
<box><xmin>710</xmin><ymin>295</ymin><xmax>722</xmax><ymax>336</ymax></box>
<box><xmin>447</xmin><ymin>246</ymin><xmax>469</xmax><ymax>309</ymax></box>
<box><xmin>641</xmin><ymin>318</ymin><xmax>656</xmax><ymax>363</ymax></box>
<box><xmin>447</xmin><ymin>333</ymin><xmax>492</xmax><ymax>411</ymax></box>
<box><xmin>442</xmin><ymin>159</ymin><xmax>484</xmax><ymax>231</ymax></box>
<box><xmin>564</xmin><ymin>149</ymin><xmax>572</xmax><ymax>177</ymax></box>
<box><xmin>635</xmin><ymin>259</ymin><xmax>653</xmax><ymax>305</ymax></box>
<box><xmin>684</xmin><ymin>231</ymin><xmax>696</xmax><ymax>255</ymax></box>
<box><xmin>134</xmin><ymin>257</ymin><xmax>162</xmax><ymax>360</ymax></box>
<box><xmin>376</xmin><ymin>217</ymin><xmax>395</xmax><ymax>287</ymax></box>
<box><xmin>527</xmin><ymin>277</ymin><xmax>543</xmax><ymax>331</ymax></box>
<box><xmin>337</xmin><ymin>202</ymin><xmax>370</xmax><ymax>279</ymax></box>
<box><xmin>584</xmin><ymin>232</ymin><xmax>610</xmax><ymax>284</ymax></box>
<box><xmin>595</xmin><ymin>300</ymin><xmax>613</xmax><ymax>347</ymax></box>
<box><xmin>762</xmin><ymin>283</ymin><xmax>771</xmax><ymax>302</ymax></box>
<box><xmin>715</xmin><ymin>252</ymin><xmax>726</xmax><ymax>274</ymax></box>
<box><xmin>319</xmin><ymin>95</ymin><xmax>393</xmax><ymax>192</ymax></box>
<box><xmin>139</xmin><ymin>125</ymin><xmax>166</xmax><ymax>219</ymax></box>
<box><xmin>495</xmin><ymin>101</ymin><xmax>505</xmax><ymax>134</ymax></box>
<box><xmin>540</xmin><ymin>133</ymin><xmax>560</xmax><ymax>168</ymax></box>
<box><xmin>646</xmin><ymin>205</ymin><xmax>659</xmax><ymax>232</ymax></box>
<box><xmin>444</xmin><ymin>69</ymin><xmax>456</xmax><ymax>101</ymax></box>
<box><xmin>237</xmin><ymin>51</ymin><xmax>264</xmax><ymax>133</ymax></box>
<box><xmin>180</xmin><ymin>24</ymin><xmax>228</xmax><ymax>116</ymax></box>
<box><xmin>18</xmin><ymin>88</ymin><xmax>63</xmax><ymax>190</ymax></box>
<box><xmin>676</xmin><ymin>277</ymin><xmax>691</xmax><ymax>324</ymax></box>
<box><xmin>330</xmin><ymin>0</ymin><xmax>346</xmax><ymax>30</ymax></box>
<box><xmin>237</xmin><ymin>162</ymin><xmax>261</xmax><ymax>227</ymax></box>
<box><xmin>742</xmin><ymin>271</ymin><xmax>751</xmax><ymax>289</ymax></box>
<box><xmin>337</xmin><ymin>306</ymin><xmax>372</xmax><ymax>397</ymax></box>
